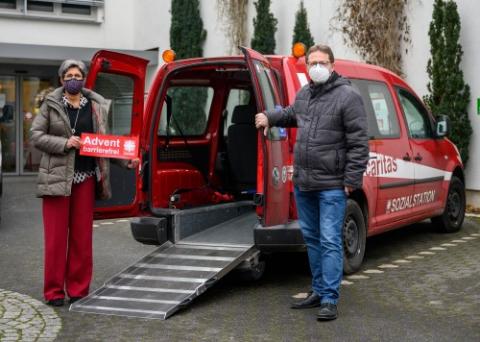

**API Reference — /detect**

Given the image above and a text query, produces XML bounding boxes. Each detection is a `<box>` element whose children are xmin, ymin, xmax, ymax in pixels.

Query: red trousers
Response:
<box><xmin>43</xmin><ymin>177</ymin><xmax>95</xmax><ymax>301</ymax></box>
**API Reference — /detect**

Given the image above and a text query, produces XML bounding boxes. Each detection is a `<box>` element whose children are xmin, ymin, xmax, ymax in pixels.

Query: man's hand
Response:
<box><xmin>127</xmin><ymin>158</ymin><xmax>140</xmax><ymax>169</ymax></box>
<box><xmin>255</xmin><ymin>112</ymin><xmax>269</xmax><ymax>136</ymax></box>
<box><xmin>344</xmin><ymin>186</ymin><xmax>353</xmax><ymax>196</ymax></box>
<box><xmin>67</xmin><ymin>136</ymin><xmax>81</xmax><ymax>149</ymax></box>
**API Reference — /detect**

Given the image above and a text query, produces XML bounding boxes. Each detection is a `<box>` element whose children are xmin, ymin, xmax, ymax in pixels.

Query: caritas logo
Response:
<box><xmin>364</xmin><ymin>153</ymin><xmax>398</xmax><ymax>177</ymax></box>
<box><xmin>80</xmin><ymin>133</ymin><xmax>139</xmax><ymax>160</ymax></box>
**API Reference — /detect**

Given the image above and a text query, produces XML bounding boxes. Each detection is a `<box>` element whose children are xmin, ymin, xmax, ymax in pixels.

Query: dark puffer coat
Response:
<box><xmin>266</xmin><ymin>72</ymin><xmax>369</xmax><ymax>191</ymax></box>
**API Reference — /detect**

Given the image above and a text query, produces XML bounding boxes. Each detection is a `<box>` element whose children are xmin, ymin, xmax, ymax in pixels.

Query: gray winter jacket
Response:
<box><xmin>30</xmin><ymin>87</ymin><xmax>121</xmax><ymax>199</ymax></box>
<box><xmin>266</xmin><ymin>72</ymin><xmax>369</xmax><ymax>191</ymax></box>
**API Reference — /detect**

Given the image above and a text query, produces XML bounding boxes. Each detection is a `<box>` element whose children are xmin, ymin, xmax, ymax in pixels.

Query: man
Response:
<box><xmin>255</xmin><ymin>44</ymin><xmax>369</xmax><ymax>320</ymax></box>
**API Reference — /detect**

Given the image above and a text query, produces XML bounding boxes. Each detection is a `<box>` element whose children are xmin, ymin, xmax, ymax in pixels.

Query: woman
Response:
<box><xmin>31</xmin><ymin>59</ymin><xmax>139</xmax><ymax>306</ymax></box>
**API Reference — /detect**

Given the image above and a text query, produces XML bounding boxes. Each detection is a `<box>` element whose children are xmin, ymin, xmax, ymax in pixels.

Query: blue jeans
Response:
<box><xmin>294</xmin><ymin>187</ymin><xmax>346</xmax><ymax>305</ymax></box>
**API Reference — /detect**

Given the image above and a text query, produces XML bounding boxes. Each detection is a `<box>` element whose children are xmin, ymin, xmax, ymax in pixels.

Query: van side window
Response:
<box><xmin>396</xmin><ymin>88</ymin><xmax>433</xmax><ymax>139</ymax></box>
<box><xmin>223</xmin><ymin>89</ymin><xmax>251</xmax><ymax>137</ymax></box>
<box><xmin>350</xmin><ymin>79</ymin><xmax>399</xmax><ymax>139</ymax></box>
<box><xmin>158</xmin><ymin>86</ymin><xmax>214</xmax><ymax>136</ymax></box>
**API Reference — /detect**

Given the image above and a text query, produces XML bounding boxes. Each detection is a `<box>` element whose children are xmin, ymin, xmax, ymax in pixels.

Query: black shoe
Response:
<box><xmin>46</xmin><ymin>298</ymin><xmax>64</xmax><ymax>307</ymax></box>
<box><xmin>290</xmin><ymin>291</ymin><xmax>321</xmax><ymax>309</ymax></box>
<box><xmin>317</xmin><ymin>303</ymin><xmax>338</xmax><ymax>321</ymax></box>
<box><xmin>69</xmin><ymin>297</ymin><xmax>83</xmax><ymax>304</ymax></box>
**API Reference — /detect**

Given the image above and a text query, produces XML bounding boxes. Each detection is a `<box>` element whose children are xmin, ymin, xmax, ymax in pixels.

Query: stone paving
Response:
<box><xmin>1</xmin><ymin>177</ymin><xmax>480</xmax><ymax>341</ymax></box>
<box><xmin>0</xmin><ymin>290</ymin><xmax>61</xmax><ymax>341</ymax></box>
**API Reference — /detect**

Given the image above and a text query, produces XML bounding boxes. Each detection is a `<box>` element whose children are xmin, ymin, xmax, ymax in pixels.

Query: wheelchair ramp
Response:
<box><xmin>70</xmin><ymin>213</ymin><xmax>257</xmax><ymax>320</ymax></box>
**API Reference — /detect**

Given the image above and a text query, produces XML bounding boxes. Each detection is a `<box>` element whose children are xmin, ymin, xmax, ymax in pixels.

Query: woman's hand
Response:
<box><xmin>66</xmin><ymin>136</ymin><xmax>81</xmax><ymax>149</ymax></box>
<box><xmin>127</xmin><ymin>158</ymin><xmax>140</xmax><ymax>169</ymax></box>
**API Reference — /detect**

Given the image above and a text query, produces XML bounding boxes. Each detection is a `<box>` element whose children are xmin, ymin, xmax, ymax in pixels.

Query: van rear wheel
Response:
<box><xmin>343</xmin><ymin>199</ymin><xmax>366</xmax><ymax>275</ymax></box>
<box><xmin>431</xmin><ymin>176</ymin><xmax>465</xmax><ymax>233</ymax></box>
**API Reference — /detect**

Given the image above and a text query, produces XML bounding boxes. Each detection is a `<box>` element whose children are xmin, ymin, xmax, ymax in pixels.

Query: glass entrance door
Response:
<box><xmin>22</xmin><ymin>77</ymin><xmax>55</xmax><ymax>173</ymax></box>
<box><xmin>0</xmin><ymin>74</ymin><xmax>56</xmax><ymax>174</ymax></box>
<box><xmin>0</xmin><ymin>76</ymin><xmax>17</xmax><ymax>173</ymax></box>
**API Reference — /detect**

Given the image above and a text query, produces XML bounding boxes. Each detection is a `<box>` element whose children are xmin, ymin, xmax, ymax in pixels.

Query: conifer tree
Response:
<box><xmin>170</xmin><ymin>0</ymin><xmax>206</xmax><ymax>59</ymax></box>
<box><xmin>292</xmin><ymin>1</ymin><xmax>314</xmax><ymax>48</ymax></box>
<box><xmin>169</xmin><ymin>0</ymin><xmax>208</xmax><ymax>135</ymax></box>
<box><xmin>251</xmin><ymin>0</ymin><xmax>278</xmax><ymax>54</ymax></box>
<box><xmin>424</xmin><ymin>0</ymin><xmax>472</xmax><ymax>166</ymax></box>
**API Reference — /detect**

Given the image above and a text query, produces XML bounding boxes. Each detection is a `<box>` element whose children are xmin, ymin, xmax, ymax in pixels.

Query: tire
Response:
<box><xmin>343</xmin><ymin>199</ymin><xmax>367</xmax><ymax>275</ymax></box>
<box><xmin>235</xmin><ymin>260</ymin><xmax>266</xmax><ymax>282</ymax></box>
<box><xmin>431</xmin><ymin>176</ymin><xmax>465</xmax><ymax>233</ymax></box>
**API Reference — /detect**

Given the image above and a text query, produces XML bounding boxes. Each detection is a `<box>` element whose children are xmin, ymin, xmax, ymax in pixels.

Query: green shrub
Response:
<box><xmin>292</xmin><ymin>1</ymin><xmax>314</xmax><ymax>48</ymax></box>
<box><xmin>251</xmin><ymin>0</ymin><xmax>277</xmax><ymax>54</ymax></box>
<box><xmin>424</xmin><ymin>0</ymin><xmax>472</xmax><ymax>166</ymax></box>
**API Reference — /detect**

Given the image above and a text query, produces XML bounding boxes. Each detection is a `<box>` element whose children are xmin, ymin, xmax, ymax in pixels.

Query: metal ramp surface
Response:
<box><xmin>70</xmin><ymin>212</ymin><xmax>257</xmax><ymax>319</ymax></box>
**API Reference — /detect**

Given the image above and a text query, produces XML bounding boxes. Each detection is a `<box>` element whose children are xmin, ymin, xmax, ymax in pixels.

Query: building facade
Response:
<box><xmin>1</xmin><ymin>0</ymin><xmax>479</xmax><ymax>206</ymax></box>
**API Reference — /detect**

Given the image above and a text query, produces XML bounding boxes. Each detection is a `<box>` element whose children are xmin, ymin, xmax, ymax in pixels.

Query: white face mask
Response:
<box><xmin>308</xmin><ymin>64</ymin><xmax>330</xmax><ymax>84</ymax></box>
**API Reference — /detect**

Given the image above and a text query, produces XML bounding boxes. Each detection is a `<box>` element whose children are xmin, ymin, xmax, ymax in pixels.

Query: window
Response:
<box><xmin>397</xmin><ymin>88</ymin><xmax>433</xmax><ymax>139</ymax></box>
<box><xmin>93</xmin><ymin>73</ymin><xmax>135</xmax><ymax>135</ymax></box>
<box><xmin>62</xmin><ymin>3</ymin><xmax>91</xmax><ymax>15</ymax></box>
<box><xmin>27</xmin><ymin>1</ymin><xmax>53</xmax><ymax>12</ymax></box>
<box><xmin>0</xmin><ymin>0</ymin><xmax>16</xmax><ymax>9</ymax></box>
<box><xmin>251</xmin><ymin>60</ymin><xmax>286</xmax><ymax>140</ymax></box>
<box><xmin>253</xmin><ymin>60</ymin><xmax>280</xmax><ymax>111</ymax></box>
<box><xmin>223</xmin><ymin>88</ymin><xmax>251</xmax><ymax>137</ymax></box>
<box><xmin>351</xmin><ymin>79</ymin><xmax>400</xmax><ymax>139</ymax></box>
<box><xmin>158</xmin><ymin>86</ymin><xmax>214</xmax><ymax>136</ymax></box>
<box><xmin>0</xmin><ymin>0</ymin><xmax>103</xmax><ymax>22</ymax></box>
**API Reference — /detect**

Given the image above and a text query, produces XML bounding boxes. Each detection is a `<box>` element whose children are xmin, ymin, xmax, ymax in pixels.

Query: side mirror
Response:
<box><xmin>435</xmin><ymin>115</ymin><xmax>449</xmax><ymax>138</ymax></box>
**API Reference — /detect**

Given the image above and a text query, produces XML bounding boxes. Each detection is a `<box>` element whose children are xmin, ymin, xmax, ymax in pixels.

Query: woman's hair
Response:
<box><xmin>58</xmin><ymin>59</ymin><xmax>87</xmax><ymax>79</ymax></box>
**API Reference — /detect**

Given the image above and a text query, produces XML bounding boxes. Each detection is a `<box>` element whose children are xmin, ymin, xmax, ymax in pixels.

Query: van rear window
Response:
<box><xmin>158</xmin><ymin>86</ymin><xmax>214</xmax><ymax>136</ymax></box>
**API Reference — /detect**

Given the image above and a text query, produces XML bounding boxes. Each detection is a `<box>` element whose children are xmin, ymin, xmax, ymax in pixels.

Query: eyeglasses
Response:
<box><xmin>64</xmin><ymin>73</ymin><xmax>84</xmax><ymax>81</ymax></box>
<box><xmin>308</xmin><ymin>61</ymin><xmax>331</xmax><ymax>67</ymax></box>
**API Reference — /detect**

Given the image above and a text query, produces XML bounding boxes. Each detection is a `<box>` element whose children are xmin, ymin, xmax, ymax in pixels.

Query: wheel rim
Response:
<box><xmin>447</xmin><ymin>189</ymin><xmax>462</xmax><ymax>225</ymax></box>
<box><xmin>344</xmin><ymin>216</ymin><xmax>359</xmax><ymax>257</ymax></box>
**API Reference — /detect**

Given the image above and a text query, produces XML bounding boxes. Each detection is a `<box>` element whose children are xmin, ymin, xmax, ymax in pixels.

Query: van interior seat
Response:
<box><xmin>227</xmin><ymin>104</ymin><xmax>257</xmax><ymax>191</ymax></box>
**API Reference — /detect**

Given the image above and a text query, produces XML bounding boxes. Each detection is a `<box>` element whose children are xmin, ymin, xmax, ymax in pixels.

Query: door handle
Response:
<box><xmin>403</xmin><ymin>153</ymin><xmax>411</xmax><ymax>161</ymax></box>
<box><xmin>414</xmin><ymin>154</ymin><xmax>423</xmax><ymax>162</ymax></box>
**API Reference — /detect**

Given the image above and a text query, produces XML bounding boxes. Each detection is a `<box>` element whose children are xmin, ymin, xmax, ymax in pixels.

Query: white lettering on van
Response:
<box><xmin>385</xmin><ymin>190</ymin><xmax>436</xmax><ymax>214</ymax></box>
<box><xmin>365</xmin><ymin>154</ymin><xmax>398</xmax><ymax>177</ymax></box>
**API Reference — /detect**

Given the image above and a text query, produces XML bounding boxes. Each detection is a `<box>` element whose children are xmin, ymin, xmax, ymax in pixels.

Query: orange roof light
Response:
<box><xmin>292</xmin><ymin>42</ymin><xmax>306</xmax><ymax>59</ymax></box>
<box><xmin>162</xmin><ymin>49</ymin><xmax>176</xmax><ymax>63</ymax></box>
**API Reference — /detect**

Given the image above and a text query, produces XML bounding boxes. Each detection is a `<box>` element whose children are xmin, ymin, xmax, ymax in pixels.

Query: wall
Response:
<box><xmin>0</xmin><ymin>0</ymin><xmax>135</xmax><ymax>49</ymax></box>
<box><xmin>1</xmin><ymin>0</ymin><xmax>478</xmax><ymax>196</ymax></box>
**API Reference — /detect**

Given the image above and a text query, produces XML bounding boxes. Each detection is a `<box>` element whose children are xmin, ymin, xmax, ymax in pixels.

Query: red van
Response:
<box><xmin>72</xmin><ymin>47</ymin><xmax>465</xmax><ymax>319</ymax></box>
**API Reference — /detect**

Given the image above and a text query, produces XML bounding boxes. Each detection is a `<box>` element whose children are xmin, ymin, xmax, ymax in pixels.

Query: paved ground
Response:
<box><xmin>0</xmin><ymin>176</ymin><xmax>479</xmax><ymax>341</ymax></box>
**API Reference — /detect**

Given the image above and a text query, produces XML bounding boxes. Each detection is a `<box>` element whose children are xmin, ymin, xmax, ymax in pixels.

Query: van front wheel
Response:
<box><xmin>431</xmin><ymin>176</ymin><xmax>465</xmax><ymax>233</ymax></box>
<box><xmin>343</xmin><ymin>199</ymin><xmax>366</xmax><ymax>275</ymax></box>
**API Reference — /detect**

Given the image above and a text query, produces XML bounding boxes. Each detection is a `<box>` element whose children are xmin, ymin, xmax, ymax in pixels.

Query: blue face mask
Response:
<box><xmin>64</xmin><ymin>79</ymin><xmax>84</xmax><ymax>95</ymax></box>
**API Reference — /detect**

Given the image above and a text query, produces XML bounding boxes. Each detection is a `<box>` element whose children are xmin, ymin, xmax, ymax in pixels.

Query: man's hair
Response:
<box><xmin>306</xmin><ymin>44</ymin><xmax>335</xmax><ymax>64</ymax></box>
<box><xmin>58</xmin><ymin>59</ymin><xmax>87</xmax><ymax>79</ymax></box>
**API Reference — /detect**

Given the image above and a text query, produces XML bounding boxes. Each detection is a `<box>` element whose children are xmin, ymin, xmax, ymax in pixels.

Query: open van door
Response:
<box><xmin>240</xmin><ymin>47</ymin><xmax>290</xmax><ymax>226</ymax></box>
<box><xmin>86</xmin><ymin>50</ymin><xmax>148</xmax><ymax>219</ymax></box>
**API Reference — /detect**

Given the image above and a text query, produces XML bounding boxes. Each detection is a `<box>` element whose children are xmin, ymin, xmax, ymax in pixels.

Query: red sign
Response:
<box><xmin>80</xmin><ymin>133</ymin><xmax>139</xmax><ymax>160</ymax></box>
